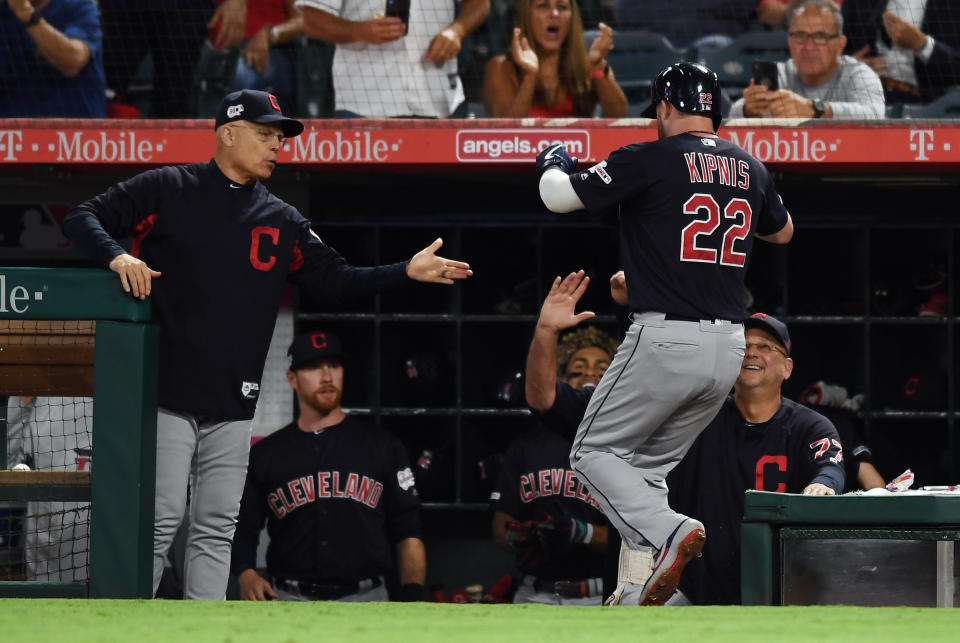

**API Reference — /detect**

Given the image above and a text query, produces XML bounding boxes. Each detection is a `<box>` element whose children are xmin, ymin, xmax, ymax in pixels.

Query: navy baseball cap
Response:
<box><xmin>287</xmin><ymin>331</ymin><xmax>346</xmax><ymax>371</ymax></box>
<box><xmin>215</xmin><ymin>89</ymin><xmax>304</xmax><ymax>138</ymax></box>
<box><xmin>744</xmin><ymin>313</ymin><xmax>791</xmax><ymax>356</ymax></box>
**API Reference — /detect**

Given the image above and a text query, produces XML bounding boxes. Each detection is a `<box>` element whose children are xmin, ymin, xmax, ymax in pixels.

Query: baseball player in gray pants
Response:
<box><xmin>536</xmin><ymin>62</ymin><xmax>793</xmax><ymax>605</ymax></box>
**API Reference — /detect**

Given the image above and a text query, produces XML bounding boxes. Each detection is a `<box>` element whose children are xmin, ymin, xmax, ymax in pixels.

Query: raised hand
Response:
<box><xmin>511</xmin><ymin>27</ymin><xmax>539</xmax><ymax>76</ymax></box>
<box><xmin>587</xmin><ymin>22</ymin><xmax>614</xmax><ymax>69</ymax></box>
<box><xmin>537</xmin><ymin>270</ymin><xmax>596</xmax><ymax>333</ymax></box>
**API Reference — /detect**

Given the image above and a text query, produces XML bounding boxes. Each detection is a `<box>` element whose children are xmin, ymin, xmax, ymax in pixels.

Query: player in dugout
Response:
<box><xmin>231</xmin><ymin>330</ymin><xmax>426</xmax><ymax>602</ymax></box>
<box><xmin>60</xmin><ymin>89</ymin><xmax>471</xmax><ymax>600</ymax></box>
<box><xmin>490</xmin><ymin>323</ymin><xmax>619</xmax><ymax>605</ymax></box>
<box><xmin>527</xmin><ymin>270</ymin><xmax>845</xmax><ymax>606</ymax></box>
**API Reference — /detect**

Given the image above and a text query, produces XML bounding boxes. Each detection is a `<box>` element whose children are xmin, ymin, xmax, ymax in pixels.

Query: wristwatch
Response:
<box><xmin>811</xmin><ymin>98</ymin><xmax>826</xmax><ymax>118</ymax></box>
<box><xmin>21</xmin><ymin>10</ymin><xmax>42</xmax><ymax>27</ymax></box>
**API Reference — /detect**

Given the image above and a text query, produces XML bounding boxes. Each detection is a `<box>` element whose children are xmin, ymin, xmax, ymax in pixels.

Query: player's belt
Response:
<box><xmin>273</xmin><ymin>575</ymin><xmax>382</xmax><ymax>600</ymax></box>
<box><xmin>532</xmin><ymin>576</ymin><xmax>603</xmax><ymax>598</ymax></box>
<box><xmin>662</xmin><ymin>313</ymin><xmax>737</xmax><ymax>325</ymax></box>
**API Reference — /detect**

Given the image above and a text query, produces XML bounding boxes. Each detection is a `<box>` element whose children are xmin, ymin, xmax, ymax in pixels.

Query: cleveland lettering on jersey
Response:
<box><xmin>268</xmin><ymin>471</ymin><xmax>384</xmax><ymax>518</ymax></box>
<box><xmin>684</xmin><ymin>152</ymin><xmax>750</xmax><ymax>190</ymax></box>
<box><xmin>518</xmin><ymin>468</ymin><xmax>601</xmax><ymax>510</ymax></box>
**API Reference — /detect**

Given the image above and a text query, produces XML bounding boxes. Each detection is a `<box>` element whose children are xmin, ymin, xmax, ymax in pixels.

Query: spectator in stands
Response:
<box><xmin>100</xmin><ymin>0</ymin><xmax>246</xmax><ymax>118</ymax></box>
<box><xmin>729</xmin><ymin>0</ymin><xmax>885</xmax><ymax>118</ymax></box>
<box><xmin>231</xmin><ymin>331</ymin><xmax>427</xmax><ymax>602</ymax></box>
<box><xmin>483</xmin><ymin>0</ymin><xmax>627</xmax><ymax>118</ymax></box>
<box><xmin>297</xmin><ymin>0</ymin><xmax>489</xmax><ymax>118</ymax></box>
<box><xmin>0</xmin><ymin>0</ymin><xmax>106</xmax><ymax>117</ymax></box>
<box><xmin>844</xmin><ymin>0</ymin><xmax>960</xmax><ymax>103</ymax></box>
<box><xmin>199</xmin><ymin>0</ymin><xmax>305</xmax><ymax>110</ymax></box>
<box><xmin>491</xmin><ymin>319</ymin><xmax>618</xmax><ymax>605</ymax></box>
<box><xmin>6</xmin><ymin>396</ymin><xmax>94</xmax><ymax>582</ymax></box>
<box><xmin>615</xmin><ymin>0</ymin><xmax>758</xmax><ymax>50</ymax></box>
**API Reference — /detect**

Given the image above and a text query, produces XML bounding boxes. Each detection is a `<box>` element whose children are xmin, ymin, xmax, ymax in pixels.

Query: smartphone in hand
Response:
<box><xmin>752</xmin><ymin>60</ymin><xmax>779</xmax><ymax>91</ymax></box>
<box><xmin>385</xmin><ymin>0</ymin><xmax>410</xmax><ymax>36</ymax></box>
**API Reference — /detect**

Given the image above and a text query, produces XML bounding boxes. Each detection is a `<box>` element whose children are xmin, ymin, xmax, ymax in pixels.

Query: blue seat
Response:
<box><xmin>695</xmin><ymin>30</ymin><xmax>790</xmax><ymax>92</ymax></box>
<box><xmin>901</xmin><ymin>89</ymin><xmax>960</xmax><ymax>118</ymax></box>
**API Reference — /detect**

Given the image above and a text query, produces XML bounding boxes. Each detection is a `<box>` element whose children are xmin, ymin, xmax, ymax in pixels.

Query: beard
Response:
<box><xmin>301</xmin><ymin>385</ymin><xmax>343</xmax><ymax>414</ymax></box>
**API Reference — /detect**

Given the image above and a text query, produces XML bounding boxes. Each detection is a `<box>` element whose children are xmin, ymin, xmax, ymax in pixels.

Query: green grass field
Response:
<box><xmin>1</xmin><ymin>600</ymin><xmax>958</xmax><ymax>642</ymax></box>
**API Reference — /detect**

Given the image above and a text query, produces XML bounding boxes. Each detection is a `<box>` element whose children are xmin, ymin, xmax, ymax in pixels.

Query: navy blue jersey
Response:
<box><xmin>667</xmin><ymin>397</ymin><xmax>845</xmax><ymax>604</ymax></box>
<box><xmin>230</xmin><ymin>416</ymin><xmax>422</xmax><ymax>583</ymax></box>
<box><xmin>571</xmin><ymin>133</ymin><xmax>789</xmax><ymax>320</ymax></box>
<box><xmin>490</xmin><ymin>419</ymin><xmax>605</xmax><ymax>581</ymax></box>
<box><xmin>535</xmin><ymin>382</ymin><xmax>593</xmax><ymax>441</ymax></box>
<box><xmin>62</xmin><ymin>160</ymin><xmax>408</xmax><ymax>420</ymax></box>
<box><xmin>806</xmin><ymin>404</ymin><xmax>873</xmax><ymax>492</ymax></box>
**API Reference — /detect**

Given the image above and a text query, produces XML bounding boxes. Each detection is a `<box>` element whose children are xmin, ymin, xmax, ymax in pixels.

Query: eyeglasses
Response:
<box><xmin>745</xmin><ymin>341</ymin><xmax>788</xmax><ymax>357</ymax></box>
<box><xmin>232</xmin><ymin>123</ymin><xmax>286</xmax><ymax>146</ymax></box>
<box><xmin>788</xmin><ymin>31</ymin><xmax>841</xmax><ymax>45</ymax></box>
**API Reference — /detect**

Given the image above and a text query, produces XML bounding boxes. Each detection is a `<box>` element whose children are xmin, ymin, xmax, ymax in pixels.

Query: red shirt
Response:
<box><xmin>528</xmin><ymin>95</ymin><xmax>576</xmax><ymax>118</ymax></box>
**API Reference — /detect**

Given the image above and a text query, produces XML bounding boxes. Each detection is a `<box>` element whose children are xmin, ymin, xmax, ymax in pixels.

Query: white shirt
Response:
<box><xmin>295</xmin><ymin>0</ymin><xmax>464</xmax><ymax>117</ymax></box>
<box><xmin>876</xmin><ymin>0</ymin><xmax>930</xmax><ymax>86</ymax></box>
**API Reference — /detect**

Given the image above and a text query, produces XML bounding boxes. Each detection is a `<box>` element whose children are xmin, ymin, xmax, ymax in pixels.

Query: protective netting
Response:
<box><xmin>0</xmin><ymin>502</ymin><xmax>91</xmax><ymax>582</ymax></box>
<box><xmin>0</xmin><ymin>321</ymin><xmax>94</xmax><ymax>583</ymax></box>
<box><xmin>0</xmin><ymin>1</ymin><xmax>956</xmax><ymax>120</ymax></box>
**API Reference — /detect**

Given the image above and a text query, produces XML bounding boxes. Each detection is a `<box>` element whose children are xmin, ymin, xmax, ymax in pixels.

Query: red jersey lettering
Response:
<box><xmin>685</xmin><ymin>152</ymin><xmax>702</xmax><ymax>183</ymax></box>
<box><xmin>250</xmin><ymin>226</ymin><xmax>279</xmax><ymax>271</ymax></box>
<box><xmin>756</xmin><ymin>455</ymin><xmax>787</xmax><ymax>492</ymax></box>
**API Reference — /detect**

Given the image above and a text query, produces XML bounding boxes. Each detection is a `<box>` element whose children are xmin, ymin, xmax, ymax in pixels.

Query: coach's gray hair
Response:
<box><xmin>786</xmin><ymin>0</ymin><xmax>844</xmax><ymax>34</ymax></box>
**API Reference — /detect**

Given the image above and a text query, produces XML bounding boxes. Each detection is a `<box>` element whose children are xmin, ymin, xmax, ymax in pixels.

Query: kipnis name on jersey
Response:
<box><xmin>268</xmin><ymin>471</ymin><xmax>385</xmax><ymax>518</ymax></box>
<box><xmin>685</xmin><ymin>152</ymin><xmax>751</xmax><ymax>189</ymax></box>
<box><xmin>520</xmin><ymin>468</ymin><xmax>601</xmax><ymax>510</ymax></box>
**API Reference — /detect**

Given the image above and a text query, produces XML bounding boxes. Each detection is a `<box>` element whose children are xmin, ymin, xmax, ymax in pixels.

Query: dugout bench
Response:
<box><xmin>0</xmin><ymin>267</ymin><xmax>157</xmax><ymax>599</ymax></box>
<box><xmin>741</xmin><ymin>490</ymin><xmax>960</xmax><ymax>607</ymax></box>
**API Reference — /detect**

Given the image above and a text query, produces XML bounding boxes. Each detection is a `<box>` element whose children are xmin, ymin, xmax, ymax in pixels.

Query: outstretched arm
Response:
<box><xmin>405</xmin><ymin>238</ymin><xmax>473</xmax><ymax>284</ymax></box>
<box><xmin>525</xmin><ymin>271</ymin><xmax>595</xmax><ymax>411</ymax></box>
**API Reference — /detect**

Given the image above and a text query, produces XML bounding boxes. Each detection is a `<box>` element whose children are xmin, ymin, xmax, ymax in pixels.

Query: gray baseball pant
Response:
<box><xmin>152</xmin><ymin>407</ymin><xmax>252</xmax><ymax>600</ymax></box>
<box><xmin>512</xmin><ymin>576</ymin><xmax>604</xmax><ymax>605</ymax></box>
<box><xmin>571</xmin><ymin>312</ymin><xmax>744</xmax><ymax>552</ymax></box>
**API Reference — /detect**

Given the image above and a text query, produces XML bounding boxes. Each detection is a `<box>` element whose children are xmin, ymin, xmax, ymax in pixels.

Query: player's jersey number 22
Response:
<box><xmin>680</xmin><ymin>194</ymin><xmax>752</xmax><ymax>267</ymax></box>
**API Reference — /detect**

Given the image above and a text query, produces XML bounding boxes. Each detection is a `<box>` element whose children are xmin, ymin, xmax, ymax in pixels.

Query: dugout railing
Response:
<box><xmin>0</xmin><ymin>267</ymin><xmax>157</xmax><ymax>599</ymax></box>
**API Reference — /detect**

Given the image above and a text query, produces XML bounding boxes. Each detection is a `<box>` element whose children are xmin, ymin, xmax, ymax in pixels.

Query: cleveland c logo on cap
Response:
<box><xmin>269</xmin><ymin>94</ymin><xmax>281</xmax><ymax>111</ymax></box>
<box><xmin>311</xmin><ymin>333</ymin><xmax>327</xmax><ymax>349</ymax></box>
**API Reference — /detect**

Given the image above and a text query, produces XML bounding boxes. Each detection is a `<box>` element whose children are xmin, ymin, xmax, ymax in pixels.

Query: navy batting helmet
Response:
<box><xmin>641</xmin><ymin>62</ymin><xmax>723</xmax><ymax>132</ymax></box>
